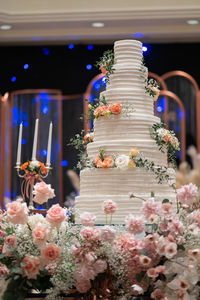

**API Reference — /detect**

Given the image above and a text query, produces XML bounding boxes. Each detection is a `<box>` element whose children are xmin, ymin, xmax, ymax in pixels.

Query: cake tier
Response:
<box><xmin>114</xmin><ymin>40</ymin><xmax>143</xmax><ymax>65</ymax></box>
<box><xmin>76</xmin><ymin>168</ymin><xmax>176</xmax><ymax>224</ymax></box>
<box><xmin>93</xmin><ymin>114</ymin><xmax>160</xmax><ymax>142</ymax></box>
<box><xmin>101</xmin><ymin>89</ymin><xmax>154</xmax><ymax>115</ymax></box>
<box><xmin>87</xmin><ymin>138</ymin><xmax>167</xmax><ymax>166</ymax></box>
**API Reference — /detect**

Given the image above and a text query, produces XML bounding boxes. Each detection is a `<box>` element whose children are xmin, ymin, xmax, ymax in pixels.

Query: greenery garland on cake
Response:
<box><xmin>95</xmin><ymin>49</ymin><xmax>115</xmax><ymax>83</ymax></box>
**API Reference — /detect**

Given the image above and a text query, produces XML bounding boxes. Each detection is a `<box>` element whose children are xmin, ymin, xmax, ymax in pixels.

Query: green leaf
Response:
<box><xmin>162</xmin><ymin>199</ymin><xmax>170</xmax><ymax>203</ymax></box>
<box><xmin>135</xmin><ymin>271</ymin><xmax>145</xmax><ymax>283</ymax></box>
<box><xmin>140</xmin><ymin>249</ymin><xmax>151</xmax><ymax>255</ymax></box>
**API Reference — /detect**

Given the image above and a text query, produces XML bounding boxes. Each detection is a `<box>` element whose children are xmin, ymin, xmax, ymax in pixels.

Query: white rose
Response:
<box><xmin>156</xmin><ymin>128</ymin><xmax>166</xmax><ymax>137</ymax></box>
<box><xmin>115</xmin><ymin>155</ymin><xmax>129</xmax><ymax>170</ymax></box>
<box><xmin>29</xmin><ymin>160</ymin><xmax>40</xmax><ymax>170</ymax></box>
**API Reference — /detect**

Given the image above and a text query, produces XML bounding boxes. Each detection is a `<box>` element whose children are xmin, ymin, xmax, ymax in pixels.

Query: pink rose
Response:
<box><xmin>93</xmin><ymin>259</ymin><xmax>107</xmax><ymax>275</ymax></box>
<box><xmin>41</xmin><ymin>243</ymin><xmax>61</xmax><ymax>263</ymax></box>
<box><xmin>177</xmin><ymin>183</ymin><xmax>198</xmax><ymax>206</ymax></box>
<box><xmin>32</xmin><ymin>226</ymin><xmax>47</xmax><ymax>247</ymax></box>
<box><xmin>142</xmin><ymin>198</ymin><xmax>161</xmax><ymax>219</ymax></box>
<box><xmin>80</xmin><ymin>227</ymin><xmax>100</xmax><ymax>243</ymax></box>
<box><xmin>84</xmin><ymin>252</ymin><xmax>96</xmax><ymax>264</ymax></box>
<box><xmin>5</xmin><ymin>235</ymin><xmax>17</xmax><ymax>248</ymax></box>
<box><xmin>46</xmin><ymin>204</ymin><xmax>66</xmax><ymax>227</ymax></box>
<box><xmin>0</xmin><ymin>230</ymin><xmax>6</xmax><ymax>237</ymax></box>
<box><xmin>6</xmin><ymin>200</ymin><xmax>28</xmax><ymax>224</ymax></box>
<box><xmin>103</xmin><ymin>200</ymin><xmax>117</xmax><ymax>215</ymax></box>
<box><xmin>21</xmin><ymin>255</ymin><xmax>40</xmax><ymax>279</ymax></box>
<box><xmin>164</xmin><ymin>242</ymin><xmax>177</xmax><ymax>259</ymax></box>
<box><xmin>0</xmin><ymin>266</ymin><xmax>9</xmax><ymax>277</ymax></box>
<box><xmin>125</xmin><ymin>215</ymin><xmax>145</xmax><ymax>235</ymax></box>
<box><xmin>162</xmin><ymin>203</ymin><xmax>173</xmax><ymax>215</ymax></box>
<box><xmin>139</xmin><ymin>255</ymin><xmax>151</xmax><ymax>267</ymax></box>
<box><xmin>78</xmin><ymin>263</ymin><xmax>96</xmax><ymax>280</ymax></box>
<box><xmin>147</xmin><ymin>268</ymin><xmax>157</xmax><ymax>280</ymax></box>
<box><xmin>167</xmin><ymin>218</ymin><xmax>185</xmax><ymax>237</ymax></box>
<box><xmin>76</xmin><ymin>279</ymin><xmax>91</xmax><ymax>293</ymax></box>
<box><xmin>33</xmin><ymin>181</ymin><xmax>55</xmax><ymax>205</ymax></box>
<box><xmin>100</xmin><ymin>226</ymin><xmax>116</xmax><ymax>243</ymax></box>
<box><xmin>151</xmin><ymin>289</ymin><xmax>167</xmax><ymax>300</ymax></box>
<box><xmin>115</xmin><ymin>233</ymin><xmax>138</xmax><ymax>253</ymax></box>
<box><xmin>80</xmin><ymin>212</ymin><xmax>96</xmax><ymax>226</ymax></box>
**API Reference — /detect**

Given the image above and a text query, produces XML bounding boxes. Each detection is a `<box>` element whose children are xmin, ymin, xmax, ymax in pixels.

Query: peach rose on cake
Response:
<box><xmin>94</xmin><ymin>155</ymin><xmax>104</xmax><ymax>168</ymax></box>
<box><xmin>21</xmin><ymin>255</ymin><xmax>41</xmax><ymax>279</ymax></box>
<box><xmin>102</xmin><ymin>156</ymin><xmax>114</xmax><ymax>168</ymax></box>
<box><xmin>46</xmin><ymin>204</ymin><xmax>66</xmax><ymax>227</ymax></box>
<box><xmin>41</xmin><ymin>243</ymin><xmax>61</xmax><ymax>263</ymax></box>
<box><xmin>109</xmin><ymin>103</ymin><xmax>121</xmax><ymax>115</ymax></box>
<box><xmin>6</xmin><ymin>199</ymin><xmax>28</xmax><ymax>225</ymax></box>
<box><xmin>130</xmin><ymin>147</ymin><xmax>140</xmax><ymax>157</ymax></box>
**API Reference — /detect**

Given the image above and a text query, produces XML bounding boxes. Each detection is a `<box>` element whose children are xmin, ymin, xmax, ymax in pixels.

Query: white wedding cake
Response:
<box><xmin>76</xmin><ymin>40</ymin><xmax>176</xmax><ymax>224</ymax></box>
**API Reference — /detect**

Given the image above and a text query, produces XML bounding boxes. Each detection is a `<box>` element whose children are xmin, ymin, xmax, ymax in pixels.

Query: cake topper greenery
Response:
<box><xmin>145</xmin><ymin>78</ymin><xmax>160</xmax><ymax>101</ymax></box>
<box><xmin>150</xmin><ymin>122</ymin><xmax>180</xmax><ymax>168</ymax></box>
<box><xmin>95</xmin><ymin>49</ymin><xmax>115</xmax><ymax>83</ymax></box>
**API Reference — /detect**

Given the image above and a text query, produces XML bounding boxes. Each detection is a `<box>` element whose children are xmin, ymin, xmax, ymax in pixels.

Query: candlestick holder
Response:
<box><xmin>15</xmin><ymin>161</ymin><xmax>51</xmax><ymax>209</ymax></box>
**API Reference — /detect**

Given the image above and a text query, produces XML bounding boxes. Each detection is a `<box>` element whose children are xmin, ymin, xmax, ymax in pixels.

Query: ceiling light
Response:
<box><xmin>187</xmin><ymin>20</ymin><xmax>199</xmax><ymax>25</ymax></box>
<box><xmin>0</xmin><ymin>24</ymin><xmax>12</xmax><ymax>30</ymax></box>
<box><xmin>92</xmin><ymin>22</ymin><xmax>105</xmax><ymax>28</ymax></box>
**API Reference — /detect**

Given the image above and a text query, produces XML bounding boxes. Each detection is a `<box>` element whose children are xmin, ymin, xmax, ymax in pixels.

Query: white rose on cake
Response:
<box><xmin>115</xmin><ymin>155</ymin><xmax>129</xmax><ymax>170</ymax></box>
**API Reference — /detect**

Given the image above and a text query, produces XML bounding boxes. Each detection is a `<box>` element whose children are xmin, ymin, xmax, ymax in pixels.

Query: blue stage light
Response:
<box><xmin>11</xmin><ymin>76</ymin><xmax>16</xmax><ymax>82</ymax></box>
<box><xmin>42</xmin><ymin>150</ymin><xmax>47</xmax><ymax>156</ymax></box>
<box><xmin>23</xmin><ymin>121</ymin><xmax>29</xmax><ymax>127</ymax></box>
<box><xmin>61</xmin><ymin>160</ymin><xmax>68</xmax><ymax>166</ymax></box>
<box><xmin>142</xmin><ymin>46</ymin><xmax>148</xmax><ymax>52</ymax></box>
<box><xmin>134</xmin><ymin>33</ymin><xmax>144</xmax><ymax>38</ymax></box>
<box><xmin>24</xmin><ymin>64</ymin><xmax>29</xmax><ymax>69</ymax></box>
<box><xmin>94</xmin><ymin>83</ymin><xmax>100</xmax><ymax>91</ymax></box>
<box><xmin>11</xmin><ymin>191</ymin><xmax>16</xmax><ymax>198</ymax></box>
<box><xmin>88</xmin><ymin>45</ymin><xmax>93</xmax><ymax>50</ymax></box>
<box><xmin>21</xmin><ymin>139</ymin><xmax>26</xmax><ymax>144</ymax></box>
<box><xmin>68</xmin><ymin>44</ymin><xmax>74</xmax><ymax>49</ymax></box>
<box><xmin>86</xmin><ymin>64</ymin><xmax>92</xmax><ymax>70</ymax></box>
<box><xmin>42</xmin><ymin>105</ymin><xmax>49</xmax><ymax>114</ymax></box>
<box><xmin>157</xmin><ymin>106</ymin><xmax>163</xmax><ymax>113</ymax></box>
<box><xmin>43</xmin><ymin>48</ymin><xmax>50</xmax><ymax>55</ymax></box>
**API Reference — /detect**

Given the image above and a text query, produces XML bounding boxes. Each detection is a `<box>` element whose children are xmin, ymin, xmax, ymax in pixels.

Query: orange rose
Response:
<box><xmin>94</xmin><ymin>107</ymin><xmax>102</xmax><ymax>118</ymax></box>
<box><xmin>101</xmin><ymin>65</ymin><xmax>107</xmax><ymax>75</ymax></box>
<box><xmin>94</xmin><ymin>155</ymin><xmax>104</xmax><ymax>168</ymax></box>
<box><xmin>21</xmin><ymin>162</ymin><xmax>29</xmax><ymax>170</ymax></box>
<box><xmin>130</xmin><ymin>148</ymin><xmax>139</xmax><ymax>157</ymax></box>
<box><xmin>39</xmin><ymin>162</ymin><xmax>47</xmax><ymax>175</ymax></box>
<box><xmin>110</xmin><ymin>103</ymin><xmax>121</xmax><ymax>115</ymax></box>
<box><xmin>164</xmin><ymin>135</ymin><xmax>170</xmax><ymax>143</ymax></box>
<box><xmin>102</xmin><ymin>156</ymin><xmax>114</xmax><ymax>168</ymax></box>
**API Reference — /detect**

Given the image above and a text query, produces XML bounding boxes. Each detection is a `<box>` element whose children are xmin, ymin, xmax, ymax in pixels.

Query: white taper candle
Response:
<box><xmin>46</xmin><ymin>122</ymin><xmax>53</xmax><ymax>166</ymax></box>
<box><xmin>32</xmin><ymin>119</ymin><xmax>39</xmax><ymax>161</ymax></box>
<box><xmin>16</xmin><ymin>122</ymin><xmax>23</xmax><ymax>166</ymax></box>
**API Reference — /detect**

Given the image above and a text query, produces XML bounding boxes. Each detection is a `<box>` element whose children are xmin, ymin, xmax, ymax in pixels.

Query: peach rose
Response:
<box><xmin>41</xmin><ymin>243</ymin><xmax>61</xmax><ymax>263</ymax></box>
<box><xmin>94</xmin><ymin>155</ymin><xmax>104</xmax><ymax>168</ymax></box>
<box><xmin>102</xmin><ymin>156</ymin><xmax>114</xmax><ymax>168</ymax></box>
<box><xmin>21</xmin><ymin>255</ymin><xmax>40</xmax><ymax>279</ymax></box>
<box><xmin>46</xmin><ymin>204</ymin><xmax>66</xmax><ymax>227</ymax></box>
<box><xmin>32</xmin><ymin>226</ymin><xmax>47</xmax><ymax>247</ymax></box>
<box><xmin>110</xmin><ymin>103</ymin><xmax>121</xmax><ymax>115</ymax></box>
<box><xmin>6</xmin><ymin>200</ymin><xmax>28</xmax><ymax>225</ymax></box>
<box><xmin>130</xmin><ymin>147</ymin><xmax>140</xmax><ymax>157</ymax></box>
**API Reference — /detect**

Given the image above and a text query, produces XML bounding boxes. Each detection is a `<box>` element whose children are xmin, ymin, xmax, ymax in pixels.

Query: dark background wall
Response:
<box><xmin>0</xmin><ymin>43</ymin><xmax>200</xmax><ymax>96</ymax></box>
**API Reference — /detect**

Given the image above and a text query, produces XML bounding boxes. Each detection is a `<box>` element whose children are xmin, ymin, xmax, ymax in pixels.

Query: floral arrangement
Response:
<box><xmin>0</xmin><ymin>183</ymin><xmax>200</xmax><ymax>300</ymax></box>
<box><xmin>150</xmin><ymin>123</ymin><xmax>180</xmax><ymax>168</ymax></box>
<box><xmin>145</xmin><ymin>78</ymin><xmax>160</xmax><ymax>101</ymax></box>
<box><xmin>93</xmin><ymin>103</ymin><xmax>121</xmax><ymax>118</ymax></box>
<box><xmin>95</xmin><ymin>49</ymin><xmax>115</xmax><ymax>83</ymax></box>
<box><xmin>83</xmin><ymin>95</ymin><xmax>108</xmax><ymax>122</ymax></box>
<box><xmin>92</xmin><ymin>147</ymin><xmax>172</xmax><ymax>184</ymax></box>
<box><xmin>21</xmin><ymin>160</ymin><xmax>47</xmax><ymax>176</ymax></box>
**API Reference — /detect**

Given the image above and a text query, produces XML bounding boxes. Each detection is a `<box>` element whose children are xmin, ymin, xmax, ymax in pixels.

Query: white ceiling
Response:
<box><xmin>0</xmin><ymin>0</ymin><xmax>200</xmax><ymax>44</ymax></box>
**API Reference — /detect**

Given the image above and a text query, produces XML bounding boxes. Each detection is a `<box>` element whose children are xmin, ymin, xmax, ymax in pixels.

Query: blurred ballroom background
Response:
<box><xmin>0</xmin><ymin>0</ymin><xmax>200</xmax><ymax>208</ymax></box>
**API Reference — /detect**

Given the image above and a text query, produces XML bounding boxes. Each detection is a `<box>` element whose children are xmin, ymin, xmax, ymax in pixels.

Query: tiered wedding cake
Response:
<box><xmin>76</xmin><ymin>40</ymin><xmax>176</xmax><ymax>224</ymax></box>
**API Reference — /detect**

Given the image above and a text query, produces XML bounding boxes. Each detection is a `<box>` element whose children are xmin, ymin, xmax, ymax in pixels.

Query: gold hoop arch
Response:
<box><xmin>159</xmin><ymin>90</ymin><xmax>186</xmax><ymax>162</ymax></box>
<box><xmin>161</xmin><ymin>71</ymin><xmax>200</xmax><ymax>152</ymax></box>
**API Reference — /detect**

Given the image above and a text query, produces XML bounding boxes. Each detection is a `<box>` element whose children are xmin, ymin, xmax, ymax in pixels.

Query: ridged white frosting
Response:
<box><xmin>75</xmin><ymin>39</ymin><xmax>176</xmax><ymax>224</ymax></box>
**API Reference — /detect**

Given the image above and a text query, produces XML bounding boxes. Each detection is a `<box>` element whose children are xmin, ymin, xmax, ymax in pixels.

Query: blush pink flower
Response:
<box><xmin>103</xmin><ymin>200</ymin><xmax>117</xmax><ymax>215</ymax></box>
<box><xmin>164</xmin><ymin>242</ymin><xmax>177</xmax><ymax>259</ymax></box>
<box><xmin>0</xmin><ymin>266</ymin><xmax>9</xmax><ymax>277</ymax></box>
<box><xmin>76</xmin><ymin>279</ymin><xmax>91</xmax><ymax>293</ymax></box>
<box><xmin>147</xmin><ymin>268</ymin><xmax>157</xmax><ymax>280</ymax></box>
<box><xmin>46</xmin><ymin>204</ymin><xmax>66</xmax><ymax>227</ymax></box>
<box><xmin>80</xmin><ymin>212</ymin><xmax>96</xmax><ymax>226</ymax></box>
<box><xmin>21</xmin><ymin>255</ymin><xmax>40</xmax><ymax>279</ymax></box>
<box><xmin>125</xmin><ymin>215</ymin><xmax>145</xmax><ymax>235</ymax></box>
<box><xmin>41</xmin><ymin>243</ymin><xmax>61</xmax><ymax>263</ymax></box>
<box><xmin>177</xmin><ymin>183</ymin><xmax>198</xmax><ymax>206</ymax></box>
<box><xmin>151</xmin><ymin>289</ymin><xmax>167</xmax><ymax>300</ymax></box>
<box><xmin>84</xmin><ymin>252</ymin><xmax>96</xmax><ymax>265</ymax></box>
<box><xmin>0</xmin><ymin>230</ymin><xmax>5</xmax><ymax>237</ymax></box>
<box><xmin>188</xmin><ymin>248</ymin><xmax>200</xmax><ymax>258</ymax></box>
<box><xmin>32</xmin><ymin>226</ymin><xmax>47</xmax><ymax>247</ymax></box>
<box><xmin>5</xmin><ymin>235</ymin><xmax>17</xmax><ymax>248</ymax></box>
<box><xmin>80</xmin><ymin>227</ymin><xmax>100</xmax><ymax>243</ymax></box>
<box><xmin>178</xmin><ymin>279</ymin><xmax>189</xmax><ymax>291</ymax></box>
<box><xmin>79</xmin><ymin>263</ymin><xmax>96</xmax><ymax>280</ymax></box>
<box><xmin>100</xmin><ymin>225</ymin><xmax>116</xmax><ymax>243</ymax></box>
<box><xmin>167</xmin><ymin>218</ymin><xmax>185</xmax><ymax>237</ymax></box>
<box><xmin>139</xmin><ymin>255</ymin><xmax>152</xmax><ymax>267</ymax></box>
<box><xmin>162</xmin><ymin>203</ymin><xmax>173</xmax><ymax>215</ymax></box>
<box><xmin>187</xmin><ymin>210</ymin><xmax>200</xmax><ymax>227</ymax></box>
<box><xmin>93</xmin><ymin>259</ymin><xmax>107</xmax><ymax>275</ymax></box>
<box><xmin>33</xmin><ymin>181</ymin><xmax>55</xmax><ymax>205</ymax></box>
<box><xmin>115</xmin><ymin>233</ymin><xmax>138</xmax><ymax>253</ymax></box>
<box><xmin>6</xmin><ymin>200</ymin><xmax>28</xmax><ymax>225</ymax></box>
<box><xmin>142</xmin><ymin>198</ymin><xmax>161</xmax><ymax>219</ymax></box>
<box><xmin>155</xmin><ymin>265</ymin><xmax>167</xmax><ymax>275</ymax></box>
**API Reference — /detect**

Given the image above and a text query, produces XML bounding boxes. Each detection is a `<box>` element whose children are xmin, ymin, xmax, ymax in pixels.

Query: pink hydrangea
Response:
<box><xmin>177</xmin><ymin>183</ymin><xmax>198</xmax><ymax>206</ymax></box>
<box><xmin>125</xmin><ymin>215</ymin><xmax>145</xmax><ymax>235</ymax></box>
<box><xmin>100</xmin><ymin>225</ymin><xmax>116</xmax><ymax>243</ymax></box>
<box><xmin>142</xmin><ymin>198</ymin><xmax>162</xmax><ymax>219</ymax></box>
<box><xmin>80</xmin><ymin>212</ymin><xmax>96</xmax><ymax>226</ymax></box>
<box><xmin>33</xmin><ymin>181</ymin><xmax>55</xmax><ymax>205</ymax></box>
<box><xmin>80</xmin><ymin>227</ymin><xmax>100</xmax><ymax>243</ymax></box>
<box><xmin>102</xmin><ymin>200</ymin><xmax>117</xmax><ymax>215</ymax></box>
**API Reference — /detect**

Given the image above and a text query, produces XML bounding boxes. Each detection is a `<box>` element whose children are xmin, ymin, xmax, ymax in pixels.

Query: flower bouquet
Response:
<box><xmin>0</xmin><ymin>184</ymin><xmax>199</xmax><ymax>300</ymax></box>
